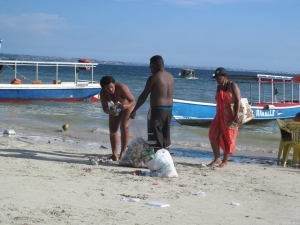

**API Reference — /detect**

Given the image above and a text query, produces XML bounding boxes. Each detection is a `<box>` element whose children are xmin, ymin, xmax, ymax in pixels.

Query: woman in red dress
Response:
<box><xmin>208</xmin><ymin>67</ymin><xmax>241</xmax><ymax>168</ymax></box>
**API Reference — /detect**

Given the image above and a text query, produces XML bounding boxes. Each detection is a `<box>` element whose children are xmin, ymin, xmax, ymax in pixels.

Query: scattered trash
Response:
<box><xmin>87</xmin><ymin>156</ymin><xmax>100</xmax><ymax>165</ymax></box>
<box><xmin>193</xmin><ymin>191</ymin><xmax>205</xmax><ymax>197</ymax></box>
<box><xmin>100</xmin><ymin>157</ymin><xmax>113</xmax><ymax>163</ymax></box>
<box><xmin>3</xmin><ymin>129</ymin><xmax>16</xmax><ymax>135</ymax></box>
<box><xmin>199</xmin><ymin>163</ymin><xmax>207</xmax><ymax>168</ymax></box>
<box><xmin>254</xmin><ymin>188</ymin><xmax>267</xmax><ymax>192</ymax></box>
<box><xmin>121</xmin><ymin>194</ymin><xmax>148</xmax><ymax>200</ymax></box>
<box><xmin>83</xmin><ymin>168</ymin><xmax>92</xmax><ymax>173</ymax></box>
<box><xmin>120</xmin><ymin>197</ymin><xmax>140</xmax><ymax>202</ymax></box>
<box><xmin>145</xmin><ymin>201</ymin><xmax>170</xmax><ymax>207</ymax></box>
<box><xmin>131</xmin><ymin>170</ymin><xmax>143</xmax><ymax>176</ymax></box>
<box><xmin>286</xmin><ymin>159</ymin><xmax>293</xmax><ymax>165</ymax></box>
<box><xmin>91</xmin><ymin>160</ymin><xmax>98</xmax><ymax>165</ymax></box>
<box><xmin>227</xmin><ymin>201</ymin><xmax>240</xmax><ymax>206</ymax></box>
<box><xmin>131</xmin><ymin>170</ymin><xmax>158</xmax><ymax>176</ymax></box>
<box><xmin>142</xmin><ymin>171</ymin><xmax>154</xmax><ymax>176</ymax></box>
<box><xmin>100</xmin><ymin>145</ymin><xmax>107</xmax><ymax>149</ymax></box>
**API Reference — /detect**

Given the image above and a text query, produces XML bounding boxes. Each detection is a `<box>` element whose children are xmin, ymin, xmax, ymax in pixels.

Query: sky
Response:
<box><xmin>0</xmin><ymin>0</ymin><xmax>299</xmax><ymax>72</ymax></box>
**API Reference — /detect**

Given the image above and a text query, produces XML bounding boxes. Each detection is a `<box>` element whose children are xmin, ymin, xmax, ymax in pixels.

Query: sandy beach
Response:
<box><xmin>0</xmin><ymin>133</ymin><xmax>299</xmax><ymax>225</ymax></box>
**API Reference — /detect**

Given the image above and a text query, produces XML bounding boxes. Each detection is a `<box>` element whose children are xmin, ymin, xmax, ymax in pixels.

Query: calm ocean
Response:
<box><xmin>0</xmin><ymin>63</ymin><xmax>296</xmax><ymax>159</ymax></box>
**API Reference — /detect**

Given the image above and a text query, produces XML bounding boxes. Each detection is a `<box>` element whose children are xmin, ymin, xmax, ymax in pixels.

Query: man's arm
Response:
<box><xmin>129</xmin><ymin>76</ymin><xmax>154</xmax><ymax>118</ymax></box>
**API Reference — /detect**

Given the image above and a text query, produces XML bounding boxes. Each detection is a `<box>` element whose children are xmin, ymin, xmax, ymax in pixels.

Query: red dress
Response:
<box><xmin>209</xmin><ymin>90</ymin><xmax>238</xmax><ymax>155</ymax></box>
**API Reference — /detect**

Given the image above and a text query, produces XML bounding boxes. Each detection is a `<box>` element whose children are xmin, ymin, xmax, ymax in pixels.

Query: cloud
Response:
<box><xmin>0</xmin><ymin>13</ymin><xmax>67</xmax><ymax>36</ymax></box>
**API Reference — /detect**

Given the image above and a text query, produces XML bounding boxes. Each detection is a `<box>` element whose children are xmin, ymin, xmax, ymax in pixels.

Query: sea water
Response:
<box><xmin>0</xmin><ymin>64</ymin><xmax>295</xmax><ymax>159</ymax></box>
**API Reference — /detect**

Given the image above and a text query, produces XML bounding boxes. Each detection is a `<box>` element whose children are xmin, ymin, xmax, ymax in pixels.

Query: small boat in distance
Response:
<box><xmin>0</xmin><ymin>59</ymin><xmax>101</xmax><ymax>102</ymax></box>
<box><xmin>172</xmin><ymin>74</ymin><xmax>300</xmax><ymax>126</ymax></box>
<box><xmin>178</xmin><ymin>69</ymin><xmax>196</xmax><ymax>79</ymax></box>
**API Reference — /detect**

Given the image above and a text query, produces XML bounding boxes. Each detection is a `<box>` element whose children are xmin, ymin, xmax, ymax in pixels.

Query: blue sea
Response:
<box><xmin>0</xmin><ymin>63</ymin><xmax>297</xmax><ymax>160</ymax></box>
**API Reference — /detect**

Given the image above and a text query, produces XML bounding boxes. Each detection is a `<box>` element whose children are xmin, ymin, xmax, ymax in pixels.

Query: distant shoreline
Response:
<box><xmin>0</xmin><ymin>53</ymin><xmax>298</xmax><ymax>74</ymax></box>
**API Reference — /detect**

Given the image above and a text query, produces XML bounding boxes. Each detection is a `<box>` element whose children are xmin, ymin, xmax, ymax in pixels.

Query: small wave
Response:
<box><xmin>93</xmin><ymin>128</ymin><xmax>110</xmax><ymax>135</ymax></box>
<box><xmin>186</xmin><ymin>77</ymin><xmax>200</xmax><ymax>80</ymax></box>
<box><xmin>171</xmin><ymin>140</ymin><xmax>211</xmax><ymax>148</ymax></box>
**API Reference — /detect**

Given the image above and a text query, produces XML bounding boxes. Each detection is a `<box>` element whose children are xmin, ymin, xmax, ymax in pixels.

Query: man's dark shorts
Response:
<box><xmin>147</xmin><ymin>106</ymin><xmax>172</xmax><ymax>151</ymax></box>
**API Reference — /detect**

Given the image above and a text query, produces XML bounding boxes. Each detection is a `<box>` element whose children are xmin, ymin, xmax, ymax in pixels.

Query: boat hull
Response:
<box><xmin>172</xmin><ymin>99</ymin><xmax>300</xmax><ymax>126</ymax></box>
<box><xmin>0</xmin><ymin>84</ymin><xmax>101</xmax><ymax>102</ymax></box>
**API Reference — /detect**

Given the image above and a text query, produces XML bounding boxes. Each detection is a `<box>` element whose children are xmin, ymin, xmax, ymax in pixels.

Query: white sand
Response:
<box><xmin>0</xmin><ymin>135</ymin><xmax>299</xmax><ymax>225</ymax></box>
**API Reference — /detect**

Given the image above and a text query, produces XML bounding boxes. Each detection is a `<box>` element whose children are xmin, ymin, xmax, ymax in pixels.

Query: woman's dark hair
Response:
<box><xmin>100</xmin><ymin>76</ymin><xmax>115</xmax><ymax>88</ymax></box>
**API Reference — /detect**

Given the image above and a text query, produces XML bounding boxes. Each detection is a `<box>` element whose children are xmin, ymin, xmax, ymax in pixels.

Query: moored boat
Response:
<box><xmin>90</xmin><ymin>93</ymin><xmax>100</xmax><ymax>102</ymax></box>
<box><xmin>172</xmin><ymin>74</ymin><xmax>300</xmax><ymax>126</ymax></box>
<box><xmin>0</xmin><ymin>59</ymin><xmax>101</xmax><ymax>102</ymax></box>
<box><xmin>178</xmin><ymin>68</ymin><xmax>195</xmax><ymax>79</ymax></box>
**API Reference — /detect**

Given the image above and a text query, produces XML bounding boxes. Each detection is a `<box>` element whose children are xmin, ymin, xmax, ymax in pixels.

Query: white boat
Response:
<box><xmin>0</xmin><ymin>59</ymin><xmax>101</xmax><ymax>102</ymax></box>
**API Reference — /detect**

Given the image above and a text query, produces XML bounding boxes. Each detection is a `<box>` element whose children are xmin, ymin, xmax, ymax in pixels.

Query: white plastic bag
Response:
<box><xmin>145</xmin><ymin>149</ymin><xmax>178</xmax><ymax>178</ymax></box>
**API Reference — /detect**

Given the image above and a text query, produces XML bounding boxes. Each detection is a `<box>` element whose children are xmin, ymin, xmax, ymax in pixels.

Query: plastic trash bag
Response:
<box><xmin>145</xmin><ymin>149</ymin><xmax>178</xmax><ymax>178</ymax></box>
<box><xmin>119</xmin><ymin>137</ymin><xmax>151</xmax><ymax>168</ymax></box>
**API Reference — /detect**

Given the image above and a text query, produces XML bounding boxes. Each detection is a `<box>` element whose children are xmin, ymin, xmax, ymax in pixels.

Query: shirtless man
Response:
<box><xmin>129</xmin><ymin>55</ymin><xmax>174</xmax><ymax>152</ymax></box>
<box><xmin>100</xmin><ymin>76</ymin><xmax>135</xmax><ymax>161</ymax></box>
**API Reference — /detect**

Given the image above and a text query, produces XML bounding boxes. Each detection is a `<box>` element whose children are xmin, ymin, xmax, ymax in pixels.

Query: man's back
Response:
<box><xmin>150</xmin><ymin>70</ymin><xmax>174</xmax><ymax>107</ymax></box>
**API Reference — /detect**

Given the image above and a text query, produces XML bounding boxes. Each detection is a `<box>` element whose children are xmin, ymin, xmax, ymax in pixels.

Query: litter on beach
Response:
<box><xmin>145</xmin><ymin>201</ymin><xmax>170</xmax><ymax>207</ymax></box>
<box><xmin>227</xmin><ymin>201</ymin><xmax>240</xmax><ymax>206</ymax></box>
<box><xmin>120</xmin><ymin>197</ymin><xmax>140</xmax><ymax>202</ymax></box>
<box><xmin>199</xmin><ymin>163</ymin><xmax>207</xmax><ymax>168</ymax></box>
<box><xmin>193</xmin><ymin>191</ymin><xmax>205</xmax><ymax>197</ymax></box>
<box><xmin>3</xmin><ymin>129</ymin><xmax>16</xmax><ymax>135</ymax></box>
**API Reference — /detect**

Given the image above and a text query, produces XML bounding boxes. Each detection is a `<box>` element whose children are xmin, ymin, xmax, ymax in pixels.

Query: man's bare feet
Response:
<box><xmin>108</xmin><ymin>154</ymin><xmax>119</xmax><ymax>162</ymax></box>
<box><xmin>207</xmin><ymin>158</ymin><xmax>222</xmax><ymax>167</ymax></box>
<box><xmin>119</xmin><ymin>152</ymin><xmax>125</xmax><ymax>161</ymax></box>
<box><xmin>219</xmin><ymin>162</ymin><xmax>228</xmax><ymax>168</ymax></box>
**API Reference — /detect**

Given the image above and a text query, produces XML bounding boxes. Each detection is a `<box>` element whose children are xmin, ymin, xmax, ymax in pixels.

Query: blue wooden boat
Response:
<box><xmin>172</xmin><ymin>74</ymin><xmax>300</xmax><ymax>126</ymax></box>
<box><xmin>0</xmin><ymin>59</ymin><xmax>101</xmax><ymax>102</ymax></box>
